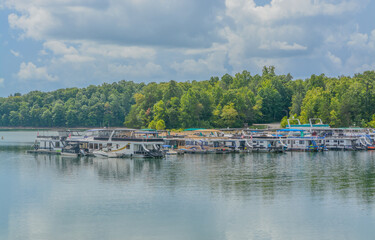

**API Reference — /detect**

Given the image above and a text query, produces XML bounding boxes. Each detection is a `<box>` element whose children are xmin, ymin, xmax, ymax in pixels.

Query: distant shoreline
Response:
<box><xmin>0</xmin><ymin>125</ymin><xmax>270</xmax><ymax>131</ymax></box>
<box><xmin>0</xmin><ymin>127</ymin><xmax>91</xmax><ymax>131</ymax></box>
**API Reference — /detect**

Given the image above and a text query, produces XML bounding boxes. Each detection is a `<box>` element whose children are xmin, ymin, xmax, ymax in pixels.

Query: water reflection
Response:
<box><xmin>0</xmin><ymin>145</ymin><xmax>31</xmax><ymax>152</ymax></box>
<box><xmin>30</xmin><ymin>152</ymin><xmax>375</xmax><ymax>205</ymax></box>
<box><xmin>2</xmin><ymin>149</ymin><xmax>375</xmax><ymax>240</ymax></box>
<box><xmin>93</xmin><ymin>158</ymin><xmax>162</xmax><ymax>182</ymax></box>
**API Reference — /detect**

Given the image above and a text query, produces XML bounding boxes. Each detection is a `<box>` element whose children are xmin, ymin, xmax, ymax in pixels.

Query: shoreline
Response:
<box><xmin>0</xmin><ymin>127</ymin><xmax>91</xmax><ymax>131</ymax></box>
<box><xmin>0</xmin><ymin>125</ymin><xmax>270</xmax><ymax>131</ymax></box>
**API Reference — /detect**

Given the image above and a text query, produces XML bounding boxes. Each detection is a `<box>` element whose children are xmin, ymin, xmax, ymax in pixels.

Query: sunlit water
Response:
<box><xmin>1</xmin><ymin>131</ymin><xmax>375</xmax><ymax>240</ymax></box>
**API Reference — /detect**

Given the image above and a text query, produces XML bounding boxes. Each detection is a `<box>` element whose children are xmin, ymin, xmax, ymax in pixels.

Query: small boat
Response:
<box><xmin>61</xmin><ymin>142</ymin><xmax>82</xmax><ymax>157</ymax></box>
<box><xmin>93</xmin><ymin>150</ymin><xmax>122</xmax><ymax>158</ymax></box>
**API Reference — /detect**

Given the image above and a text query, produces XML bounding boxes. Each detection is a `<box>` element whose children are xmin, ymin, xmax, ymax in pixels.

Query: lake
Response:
<box><xmin>0</xmin><ymin>131</ymin><xmax>375</xmax><ymax>240</ymax></box>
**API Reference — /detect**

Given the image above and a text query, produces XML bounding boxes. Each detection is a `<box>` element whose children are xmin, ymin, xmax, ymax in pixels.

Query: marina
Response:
<box><xmin>27</xmin><ymin>119</ymin><xmax>375</xmax><ymax>158</ymax></box>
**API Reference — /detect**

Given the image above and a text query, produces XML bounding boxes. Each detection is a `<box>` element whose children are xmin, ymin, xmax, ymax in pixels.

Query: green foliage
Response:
<box><xmin>221</xmin><ymin>103</ymin><xmax>239</xmax><ymax>127</ymax></box>
<box><xmin>367</xmin><ymin>115</ymin><xmax>375</xmax><ymax>128</ymax></box>
<box><xmin>1</xmin><ymin>67</ymin><xmax>375</xmax><ymax>128</ymax></box>
<box><xmin>156</xmin><ymin>119</ymin><xmax>166</xmax><ymax>130</ymax></box>
<box><xmin>280</xmin><ymin>116</ymin><xmax>288</xmax><ymax>128</ymax></box>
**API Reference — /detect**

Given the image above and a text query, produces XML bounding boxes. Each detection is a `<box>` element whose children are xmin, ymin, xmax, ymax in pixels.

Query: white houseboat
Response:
<box><xmin>66</xmin><ymin>129</ymin><xmax>164</xmax><ymax>158</ymax></box>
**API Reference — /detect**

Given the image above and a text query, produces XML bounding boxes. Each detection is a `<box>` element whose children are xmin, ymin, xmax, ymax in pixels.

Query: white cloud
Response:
<box><xmin>6</xmin><ymin>0</ymin><xmax>222</xmax><ymax>48</ymax></box>
<box><xmin>10</xmin><ymin>49</ymin><xmax>20</xmax><ymax>57</ymax></box>
<box><xmin>43</xmin><ymin>41</ymin><xmax>78</xmax><ymax>55</ymax></box>
<box><xmin>108</xmin><ymin>62</ymin><xmax>163</xmax><ymax>79</ymax></box>
<box><xmin>347</xmin><ymin>30</ymin><xmax>375</xmax><ymax>50</ymax></box>
<box><xmin>0</xmin><ymin>78</ymin><xmax>4</xmax><ymax>87</ymax></box>
<box><xmin>259</xmin><ymin>41</ymin><xmax>307</xmax><ymax>51</ymax></box>
<box><xmin>80</xmin><ymin>43</ymin><xmax>156</xmax><ymax>60</ymax></box>
<box><xmin>171</xmin><ymin>50</ymin><xmax>227</xmax><ymax>77</ymax></box>
<box><xmin>17</xmin><ymin>62</ymin><xmax>58</xmax><ymax>82</ymax></box>
<box><xmin>347</xmin><ymin>32</ymin><xmax>368</xmax><ymax>48</ymax></box>
<box><xmin>225</xmin><ymin>0</ymin><xmax>360</xmax><ymax>23</ymax></box>
<box><xmin>8</xmin><ymin>6</ymin><xmax>55</xmax><ymax>40</ymax></box>
<box><xmin>221</xmin><ymin>0</ymin><xmax>367</xmax><ymax>75</ymax></box>
<box><xmin>42</xmin><ymin>40</ymin><xmax>155</xmax><ymax>63</ymax></box>
<box><xmin>2</xmin><ymin>0</ymin><xmax>374</xmax><ymax>92</ymax></box>
<box><xmin>369</xmin><ymin>30</ymin><xmax>375</xmax><ymax>49</ymax></box>
<box><xmin>60</xmin><ymin>54</ymin><xmax>95</xmax><ymax>63</ymax></box>
<box><xmin>327</xmin><ymin>52</ymin><xmax>342</xmax><ymax>66</ymax></box>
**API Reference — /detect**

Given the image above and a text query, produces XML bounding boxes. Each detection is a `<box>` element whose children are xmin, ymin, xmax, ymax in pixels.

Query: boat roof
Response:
<box><xmin>277</xmin><ymin>129</ymin><xmax>305</xmax><ymax>132</ymax></box>
<box><xmin>289</xmin><ymin>124</ymin><xmax>330</xmax><ymax>128</ymax></box>
<box><xmin>85</xmin><ymin>129</ymin><xmax>106</xmax><ymax>132</ymax></box>
<box><xmin>86</xmin><ymin>128</ymin><xmax>137</xmax><ymax>132</ymax></box>
<box><xmin>183</xmin><ymin>128</ymin><xmax>206</xmax><ymax>131</ymax></box>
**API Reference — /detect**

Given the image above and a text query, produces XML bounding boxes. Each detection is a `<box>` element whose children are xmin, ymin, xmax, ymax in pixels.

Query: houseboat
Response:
<box><xmin>66</xmin><ymin>128</ymin><xmax>164</xmax><ymax>158</ymax></box>
<box><xmin>31</xmin><ymin>130</ymin><xmax>82</xmax><ymax>154</ymax></box>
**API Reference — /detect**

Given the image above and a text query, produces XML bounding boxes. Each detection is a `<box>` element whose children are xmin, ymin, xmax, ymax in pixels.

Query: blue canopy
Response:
<box><xmin>277</xmin><ymin>129</ymin><xmax>305</xmax><ymax>132</ymax></box>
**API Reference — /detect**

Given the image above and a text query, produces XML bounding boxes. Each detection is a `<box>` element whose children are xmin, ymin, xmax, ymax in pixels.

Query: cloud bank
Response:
<box><xmin>2</xmin><ymin>0</ymin><xmax>375</xmax><ymax>93</ymax></box>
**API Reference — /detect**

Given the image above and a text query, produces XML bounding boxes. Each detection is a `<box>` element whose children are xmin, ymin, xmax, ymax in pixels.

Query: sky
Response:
<box><xmin>0</xmin><ymin>0</ymin><xmax>375</xmax><ymax>97</ymax></box>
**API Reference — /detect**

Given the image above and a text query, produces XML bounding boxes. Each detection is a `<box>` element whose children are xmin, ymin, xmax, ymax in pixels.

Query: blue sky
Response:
<box><xmin>0</xmin><ymin>0</ymin><xmax>375</xmax><ymax>96</ymax></box>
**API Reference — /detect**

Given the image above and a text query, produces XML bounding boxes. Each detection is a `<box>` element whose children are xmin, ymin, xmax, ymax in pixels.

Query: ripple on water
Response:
<box><xmin>1</xmin><ymin>143</ymin><xmax>375</xmax><ymax>240</ymax></box>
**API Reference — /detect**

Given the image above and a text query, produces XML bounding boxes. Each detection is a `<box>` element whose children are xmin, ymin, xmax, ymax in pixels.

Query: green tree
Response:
<box><xmin>156</xmin><ymin>119</ymin><xmax>166</xmax><ymax>130</ymax></box>
<box><xmin>221</xmin><ymin>103</ymin><xmax>239</xmax><ymax>127</ymax></box>
<box><xmin>52</xmin><ymin>101</ymin><xmax>66</xmax><ymax>126</ymax></box>
<box><xmin>179</xmin><ymin>89</ymin><xmax>202</xmax><ymax>128</ymax></box>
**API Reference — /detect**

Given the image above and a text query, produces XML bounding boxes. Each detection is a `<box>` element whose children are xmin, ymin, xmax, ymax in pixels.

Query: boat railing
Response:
<box><xmin>278</xmin><ymin>136</ymin><xmax>288</xmax><ymax>148</ymax></box>
<box><xmin>36</xmin><ymin>135</ymin><xmax>60</xmax><ymax>140</ymax></box>
<box><xmin>287</xmin><ymin>118</ymin><xmax>301</xmax><ymax>127</ymax></box>
<box><xmin>245</xmin><ymin>140</ymin><xmax>253</xmax><ymax>148</ymax></box>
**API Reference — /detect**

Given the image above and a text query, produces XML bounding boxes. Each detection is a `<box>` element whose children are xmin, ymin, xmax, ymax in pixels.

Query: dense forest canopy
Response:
<box><xmin>1</xmin><ymin>66</ymin><xmax>375</xmax><ymax>129</ymax></box>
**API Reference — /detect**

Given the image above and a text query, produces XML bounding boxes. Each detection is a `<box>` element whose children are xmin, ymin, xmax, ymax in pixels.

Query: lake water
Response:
<box><xmin>1</xmin><ymin>131</ymin><xmax>375</xmax><ymax>240</ymax></box>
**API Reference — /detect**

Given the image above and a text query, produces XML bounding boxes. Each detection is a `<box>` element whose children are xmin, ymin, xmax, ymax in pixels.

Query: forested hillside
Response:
<box><xmin>1</xmin><ymin>66</ymin><xmax>375</xmax><ymax>129</ymax></box>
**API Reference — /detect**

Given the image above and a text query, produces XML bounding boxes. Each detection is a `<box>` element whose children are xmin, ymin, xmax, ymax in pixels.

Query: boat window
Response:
<box><xmin>287</xmin><ymin>140</ymin><xmax>290</xmax><ymax>144</ymax></box>
<box><xmin>299</xmin><ymin>141</ymin><xmax>304</xmax><ymax>144</ymax></box>
<box><xmin>89</xmin><ymin>143</ymin><xmax>93</xmax><ymax>149</ymax></box>
<box><xmin>126</xmin><ymin>144</ymin><xmax>130</xmax><ymax>149</ymax></box>
<box><xmin>107</xmin><ymin>143</ymin><xmax>112</xmax><ymax>147</ymax></box>
<box><xmin>253</xmin><ymin>141</ymin><xmax>256</xmax><ymax>143</ymax></box>
<box><xmin>94</xmin><ymin>143</ymin><xmax>98</xmax><ymax>149</ymax></box>
<box><xmin>55</xmin><ymin>142</ymin><xmax>60</xmax><ymax>147</ymax></box>
<box><xmin>260</xmin><ymin>141</ymin><xmax>264</xmax><ymax>143</ymax></box>
<box><xmin>340</xmin><ymin>140</ymin><xmax>344</xmax><ymax>143</ymax></box>
<box><xmin>116</xmin><ymin>144</ymin><xmax>119</xmax><ymax>149</ymax></box>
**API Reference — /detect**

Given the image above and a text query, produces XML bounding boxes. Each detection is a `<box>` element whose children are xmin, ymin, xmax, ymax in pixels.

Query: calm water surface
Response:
<box><xmin>1</xmin><ymin>131</ymin><xmax>375</xmax><ymax>240</ymax></box>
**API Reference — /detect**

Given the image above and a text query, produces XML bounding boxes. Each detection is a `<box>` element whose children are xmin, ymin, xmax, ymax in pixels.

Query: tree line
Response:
<box><xmin>1</xmin><ymin>66</ymin><xmax>375</xmax><ymax>129</ymax></box>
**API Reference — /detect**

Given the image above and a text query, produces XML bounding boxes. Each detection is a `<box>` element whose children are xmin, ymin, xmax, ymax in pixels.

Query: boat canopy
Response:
<box><xmin>289</xmin><ymin>124</ymin><xmax>330</xmax><ymax>128</ymax></box>
<box><xmin>277</xmin><ymin>129</ymin><xmax>305</xmax><ymax>132</ymax></box>
<box><xmin>85</xmin><ymin>129</ymin><xmax>106</xmax><ymax>132</ymax></box>
<box><xmin>183</xmin><ymin>128</ymin><xmax>206</xmax><ymax>131</ymax></box>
